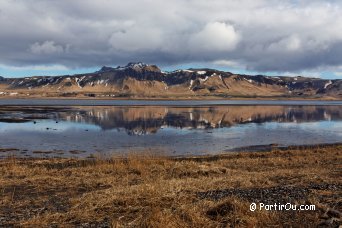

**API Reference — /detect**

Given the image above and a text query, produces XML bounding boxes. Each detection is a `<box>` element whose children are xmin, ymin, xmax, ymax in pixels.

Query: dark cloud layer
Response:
<box><xmin>0</xmin><ymin>0</ymin><xmax>341</xmax><ymax>74</ymax></box>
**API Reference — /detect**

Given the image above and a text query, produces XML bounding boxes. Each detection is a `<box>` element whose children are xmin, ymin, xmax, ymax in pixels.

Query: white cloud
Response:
<box><xmin>279</xmin><ymin>71</ymin><xmax>321</xmax><ymax>78</ymax></box>
<box><xmin>189</xmin><ymin>22</ymin><xmax>240</xmax><ymax>52</ymax></box>
<box><xmin>212</xmin><ymin>60</ymin><xmax>242</xmax><ymax>68</ymax></box>
<box><xmin>30</xmin><ymin>41</ymin><xmax>66</xmax><ymax>55</ymax></box>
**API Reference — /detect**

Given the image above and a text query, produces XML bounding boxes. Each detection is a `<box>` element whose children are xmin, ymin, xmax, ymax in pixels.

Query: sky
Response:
<box><xmin>0</xmin><ymin>0</ymin><xmax>342</xmax><ymax>79</ymax></box>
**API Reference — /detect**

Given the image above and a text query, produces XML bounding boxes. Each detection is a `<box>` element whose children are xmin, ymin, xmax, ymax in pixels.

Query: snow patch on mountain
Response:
<box><xmin>200</xmin><ymin>76</ymin><xmax>209</xmax><ymax>82</ymax></box>
<box><xmin>324</xmin><ymin>80</ymin><xmax>332</xmax><ymax>89</ymax></box>
<box><xmin>197</xmin><ymin>71</ymin><xmax>206</xmax><ymax>75</ymax></box>
<box><xmin>189</xmin><ymin>80</ymin><xmax>194</xmax><ymax>90</ymax></box>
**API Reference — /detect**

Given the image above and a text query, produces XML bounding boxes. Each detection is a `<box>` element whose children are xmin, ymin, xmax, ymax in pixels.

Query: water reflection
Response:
<box><xmin>0</xmin><ymin>105</ymin><xmax>341</xmax><ymax>157</ymax></box>
<box><xmin>1</xmin><ymin>106</ymin><xmax>341</xmax><ymax>135</ymax></box>
<box><xmin>57</xmin><ymin>106</ymin><xmax>342</xmax><ymax>135</ymax></box>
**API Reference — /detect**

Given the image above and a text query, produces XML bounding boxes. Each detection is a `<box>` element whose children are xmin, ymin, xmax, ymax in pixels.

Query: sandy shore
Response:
<box><xmin>0</xmin><ymin>145</ymin><xmax>341</xmax><ymax>227</ymax></box>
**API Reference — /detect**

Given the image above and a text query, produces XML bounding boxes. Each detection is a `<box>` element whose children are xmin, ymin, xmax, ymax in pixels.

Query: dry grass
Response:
<box><xmin>0</xmin><ymin>146</ymin><xmax>341</xmax><ymax>227</ymax></box>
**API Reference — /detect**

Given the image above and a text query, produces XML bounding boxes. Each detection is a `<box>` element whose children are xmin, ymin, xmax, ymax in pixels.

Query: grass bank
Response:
<box><xmin>0</xmin><ymin>145</ymin><xmax>341</xmax><ymax>227</ymax></box>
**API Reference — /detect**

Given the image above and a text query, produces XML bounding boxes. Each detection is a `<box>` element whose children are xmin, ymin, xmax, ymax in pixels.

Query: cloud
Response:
<box><xmin>212</xmin><ymin>60</ymin><xmax>242</xmax><ymax>68</ymax></box>
<box><xmin>267</xmin><ymin>35</ymin><xmax>302</xmax><ymax>52</ymax></box>
<box><xmin>0</xmin><ymin>64</ymin><xmax>69</xmax><ymax>71</ymax></box>
<box><xmin>109</xmin><ymin>25</ymin><xmax>163</xmax><ymax>52</ymax></box>
<box><xmin>30</xmin><ymin>41</ymin><xmax>66</xmax><ymax>55</ymax></box>
<box><xmin>0</xmin><ymin>0</ymin><xmax>341</xmax><ymax>76</ymax></box>
<box><xmin>189</xmin><ymin>22</ymin><xmax>240</xmax><ymax>52</ymax></box>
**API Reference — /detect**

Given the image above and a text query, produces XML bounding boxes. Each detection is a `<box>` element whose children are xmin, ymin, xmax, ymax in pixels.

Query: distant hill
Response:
<box><xmin>0</xmin><ymin>62</ymin><xmax>341</xmax><ymax>99</ymax></box>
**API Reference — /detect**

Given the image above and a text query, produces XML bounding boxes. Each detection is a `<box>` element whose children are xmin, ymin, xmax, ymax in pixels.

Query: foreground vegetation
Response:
<box><xmin>0</xmin><ymin>146</ymin><xmax>341</xmax><ymax>227</ymax></box>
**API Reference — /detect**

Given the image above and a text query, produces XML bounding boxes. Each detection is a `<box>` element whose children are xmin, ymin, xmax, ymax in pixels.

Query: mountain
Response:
<box><xmin>0</xmin><ymin>62</ymin><xmax>341</xmax><ymax>99</ymax></box>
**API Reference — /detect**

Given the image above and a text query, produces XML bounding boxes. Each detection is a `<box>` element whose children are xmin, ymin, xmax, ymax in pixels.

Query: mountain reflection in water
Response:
<box><xmin>50</xmin><ymin>106</ymin><xmax>342</xmax><ymax>135</ymax></box>
<box><xmin>0</xmin><ymin>105</ymin><xmax>341</xmax><ymax>157</ymax></box>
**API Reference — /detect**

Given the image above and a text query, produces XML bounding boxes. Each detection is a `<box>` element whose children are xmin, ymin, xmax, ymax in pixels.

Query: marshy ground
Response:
<box><xmin>0</xmin><ymin>145</ymin><xmax>341</xmax><ymax>227</ymax></box>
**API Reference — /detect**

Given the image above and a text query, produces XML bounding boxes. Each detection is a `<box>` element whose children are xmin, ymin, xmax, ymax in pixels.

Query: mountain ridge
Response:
<box><xmin>0</xmin><ymin>62</ymin><xmax>341</xmax><ymax>99</ymax></box>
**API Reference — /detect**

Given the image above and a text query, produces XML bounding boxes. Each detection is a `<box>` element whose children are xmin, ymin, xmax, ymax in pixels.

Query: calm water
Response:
<box><xmin>0</xmin><ymin>100</ymin><xmax>341</xmax><ymax>158</ymax></box>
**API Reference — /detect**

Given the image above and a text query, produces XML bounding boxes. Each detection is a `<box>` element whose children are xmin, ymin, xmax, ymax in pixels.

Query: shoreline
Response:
<box><xmin>1</xmin><ymin>143</ymin><xmax>342</xmax><ymax>159</ymax></box>
<box><xmin>0</xmin><ymin>98</ymin><xmax>342</xmax><ymax>107</ymax></box>
<box><xmin>1</xmin><ymin>145</ymin><xmax>341</xmax><ymax>226</ymax></box>
<box><xmin>0</xmin><ymin>95</ymin><xmax>341</xmax><ymax>101</ymax></box>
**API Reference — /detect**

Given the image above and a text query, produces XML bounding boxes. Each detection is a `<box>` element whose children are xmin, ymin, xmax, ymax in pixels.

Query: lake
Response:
<box><xmin>0</xmin><ymin>100</ymin><xmax>341</xmax><ymax>158</ymax></box>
